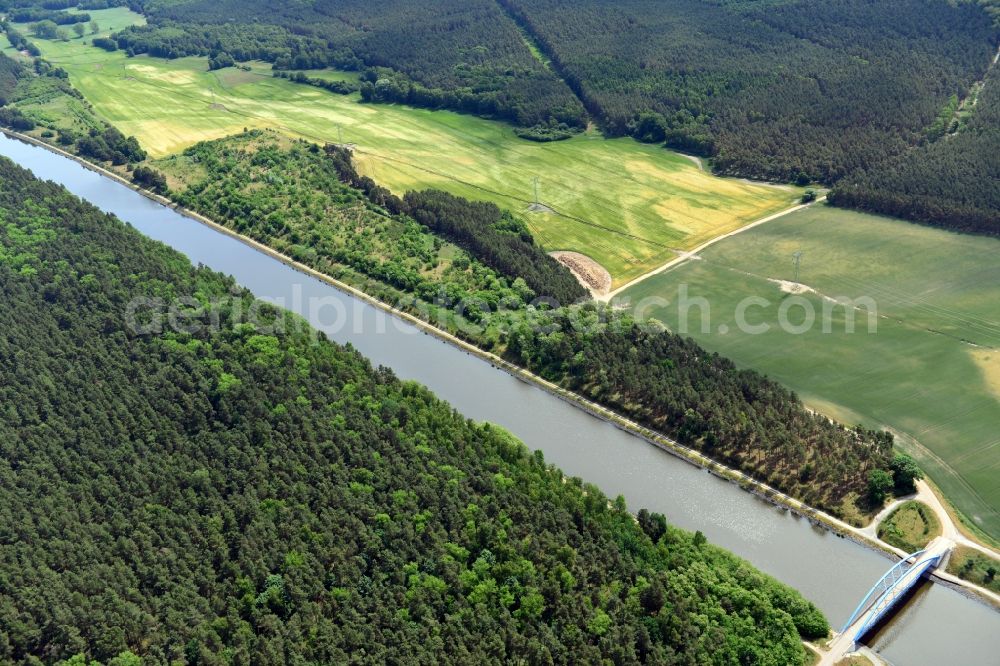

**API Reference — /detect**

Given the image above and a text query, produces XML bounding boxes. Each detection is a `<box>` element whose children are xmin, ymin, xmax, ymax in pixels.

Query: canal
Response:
<box><xmin>1</xmin><ymin>133</ymin><xmax>996</xmax><ymax>665</ymax></box>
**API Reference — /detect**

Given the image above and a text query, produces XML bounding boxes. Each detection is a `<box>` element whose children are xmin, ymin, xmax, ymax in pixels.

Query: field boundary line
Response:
<box><xmin>600</xmin><ymin>196</ymin><xmax>824</xmax><ymax>301</ymax></box>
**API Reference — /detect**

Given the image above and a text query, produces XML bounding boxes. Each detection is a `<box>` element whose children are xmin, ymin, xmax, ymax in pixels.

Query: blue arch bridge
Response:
<box><xmin>820</xmin><ymin>537</ymin><xmax>953</xmax><ymax>665</ymax></box>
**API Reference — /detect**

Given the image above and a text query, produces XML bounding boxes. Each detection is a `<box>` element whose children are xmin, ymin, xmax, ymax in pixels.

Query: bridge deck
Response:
<box><xmin>820</xmin><ymin>537</ymin><xmax>952</xmax><ymax>665</ymax></box>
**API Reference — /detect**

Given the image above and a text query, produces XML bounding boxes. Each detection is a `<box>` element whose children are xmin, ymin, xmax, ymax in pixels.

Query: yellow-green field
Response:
<box><xmin>621</xmin><ymin>205</ymin><xmax>1000</xmax><ymax>540</ymax></box>
<box><xmin>29</xmin><ymin>8</ymin><xmax>800</xmax><ymax>285</ymax></box>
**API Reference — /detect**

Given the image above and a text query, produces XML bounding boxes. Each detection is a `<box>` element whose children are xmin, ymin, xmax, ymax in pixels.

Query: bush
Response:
<box><xmin>891</xmin><ymin>453</ymin><xmax>923</xmax><ymax>495</ymax></box>
<box><xmin>514</xmin><ymin>122</ymin><xmax>578</xmax><ymax>142</ymax></box>
<box><xmin>92</xmin><ymin>37</ymin><xmax>117</xmax><ymax>51</ymax></box>
<box><xmin>868</xmin><ymin>469</ymin><xmax>894</xmax><ymax>506</ymax></box>
<box><xmin>132</xmin><ymin>165</ymin><xmax>168</xmax><ymax>194</ymax></box>
<box><xmin>208</xmin><ymin>51</ymin><xmax>235</xmax><ymax>70</ymax></box>
<box><xmin>0</xmin><ymin>106</ymin><xmax>36</xmax><ymax>131</ymax></box>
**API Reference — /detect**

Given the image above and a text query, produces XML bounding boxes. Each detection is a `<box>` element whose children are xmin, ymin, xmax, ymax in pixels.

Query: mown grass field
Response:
<box><xmin>621</xmin><ymin>205</ymin><xmax>1000</xmax><ymax>540</ymax></box>
<box><xmin>28</xmin><ymin>8</ymin><xmax>800</xmax><ymax>286</ymax></box>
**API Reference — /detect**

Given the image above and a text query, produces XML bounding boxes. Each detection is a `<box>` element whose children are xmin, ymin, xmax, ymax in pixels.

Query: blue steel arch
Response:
<box><xmin>852</xmin><ymin>551</ymin><xmax>942</xmax><ymax>642</ymax></box>
<box><xmin>839</xmin><ymin>548</ymin><xmax>927</xmax><ymax>634</ymax></box>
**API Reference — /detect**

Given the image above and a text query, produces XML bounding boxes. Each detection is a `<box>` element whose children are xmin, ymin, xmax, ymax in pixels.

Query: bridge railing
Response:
<box><xmin>852</xmin><ymin>552</ymin><xmax>942</xmax><ymax>641</ymax></box>
<box><xmin>839</xmin><ymin>548</ymin><xmax>927</xmax><ymax>634</ymax></box>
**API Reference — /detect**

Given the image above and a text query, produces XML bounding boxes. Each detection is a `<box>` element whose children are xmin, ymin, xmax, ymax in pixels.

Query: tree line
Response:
<box><xmin>401</xmin><ymin>190</ymin><xmax>588</xmax><ymax>306</ymax></box>
<box><xmin>0</xmin><ymin>155</ymin><xmax>825</xmax><ymax>664</ymax></box>
<box><xmin>107</xmin><ymin>20</ymin><xmax>353</xmax><ymax>68</ymax></box>
<box><xmin>499</xmin><ymin>307</ymin><xmax>908</xmax><ymax>516</ymax></box>
<box><xmin>2</xmin><ymin>21</ymin><xmax>42</xmax><ymax>56</ymax></box>
<box><xmin>272</xmin><ymin>70</ymin><xmax>357</xmax><ymax>96</ymax></box>
<box><xmin>7</xmin><ymin>7</ymin><xmax>90</xmax><ymax>25</ymax></box>
<box><xmin>325</xmin><ymin>145</ymin><xmax>587</xmax><ymax>305</ymax></box>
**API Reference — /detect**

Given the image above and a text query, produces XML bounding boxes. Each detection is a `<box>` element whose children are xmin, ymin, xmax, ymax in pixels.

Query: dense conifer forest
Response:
<box><xmin>499</xmin><ymin>0</ymin><xmax>998</xmax><ymax>184</ymax></box>
<box><xmin>830</xmin><ymin>63</ymin><xmax>1000</xmax><ymax>233</ymax></box>
<box><xmin>500</xmin><ymin>308</ymin><xmax>899</xmax><ymax>515</ymax></box>
<box><xmin>0</xmin><ymin>156</ymin><xmax>828</xmax><ymax>664</ymax></box>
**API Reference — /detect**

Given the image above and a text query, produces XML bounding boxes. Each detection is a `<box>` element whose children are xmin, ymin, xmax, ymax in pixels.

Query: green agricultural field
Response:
<box><xmin>620</xmin><ymin>204</ymin><xmax>1000</xmax><ymax>540</ymax></box>
<box><xmin>29</xmin><ymin>9</ymin><xmax>799</xmax><ymax>286</ymax></box>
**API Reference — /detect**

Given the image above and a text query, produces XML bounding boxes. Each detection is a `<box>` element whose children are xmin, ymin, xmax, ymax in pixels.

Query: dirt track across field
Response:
<box><xmin>601</xmin><ymin>197</ymin><xmax>824</xmax><ymax>301</ymax></box>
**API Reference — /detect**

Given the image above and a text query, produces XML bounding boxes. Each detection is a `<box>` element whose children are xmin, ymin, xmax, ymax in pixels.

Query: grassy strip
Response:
<box><xmin>947</xmin><ymin>545</ymin><xmax>1000</xmax><ymax>595</ymax></box>
<box><xmin>925</xmin><ymin>476</ymin><xmax>1000</xmax><ymax>553</ymax></box>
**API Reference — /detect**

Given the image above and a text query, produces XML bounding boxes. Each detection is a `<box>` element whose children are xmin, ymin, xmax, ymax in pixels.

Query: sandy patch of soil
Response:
<box><xmin>551</xmin><ymin>251</ymin><xmax>612</xmax><ymax>298</ymax></box>
<box><xmin>526</xmin><ymin>202</ymin><xmax>555</xmax><ymax>214</ymax></box>
<box><xmin>970</xmin><ymin>350</ymin><xmax>1000</xmax><ymax>400</ymax></box>
<box><xmin>769</xmin><ymin>278</ymin><xmax>816</xmax><ymax>295</ymax></box>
